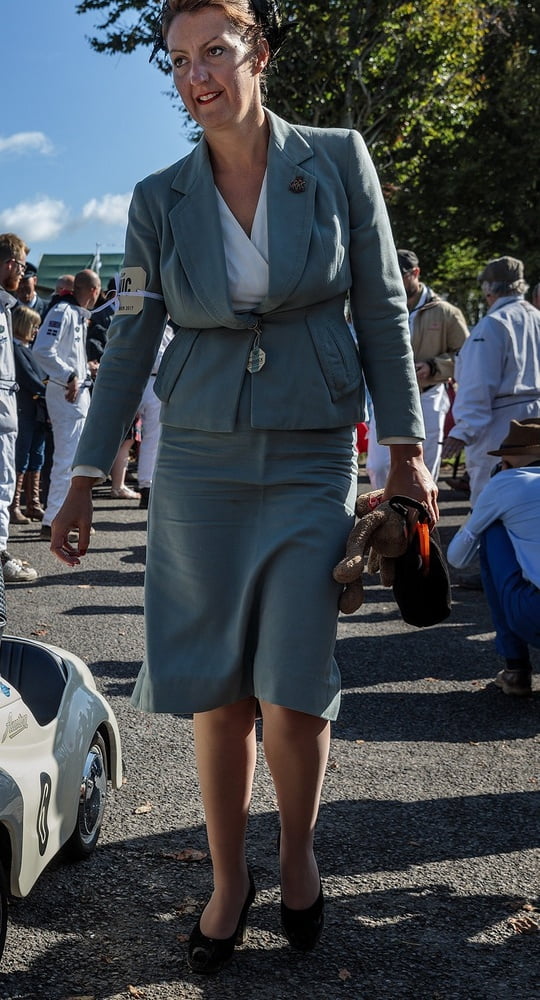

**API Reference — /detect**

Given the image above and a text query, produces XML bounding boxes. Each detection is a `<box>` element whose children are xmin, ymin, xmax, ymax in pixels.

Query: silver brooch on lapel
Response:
<box><xmin>289</xmin><ymin>176</ymin><xmax>306</xmax><ymax>194</ymax></box>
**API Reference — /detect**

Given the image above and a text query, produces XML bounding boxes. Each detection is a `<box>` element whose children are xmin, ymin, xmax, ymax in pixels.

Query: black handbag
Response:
<box><xmin>389</xmin><ymin>496</ymin><xmax>452</xmax><ymax>628</ymax></box>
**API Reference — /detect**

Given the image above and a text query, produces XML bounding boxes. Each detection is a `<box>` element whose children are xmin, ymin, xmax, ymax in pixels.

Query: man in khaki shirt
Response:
<box><xmin>366</xmin><ymin>249</ymin><xmax>469</xmax><ymax>487</ymax></box>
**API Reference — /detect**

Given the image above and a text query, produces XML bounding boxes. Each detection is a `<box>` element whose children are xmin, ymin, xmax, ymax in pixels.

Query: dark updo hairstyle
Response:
<box><xmin>153</xmin><ymin>0</ymin><xmax>286</xmax><ymax>61</ymax></box>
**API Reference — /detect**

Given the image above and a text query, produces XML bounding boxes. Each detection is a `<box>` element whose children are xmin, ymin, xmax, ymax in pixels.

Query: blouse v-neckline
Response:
<box><xmin>214</xmin><ymin>171</ymin><xmax>269</xmax><ymax>311</ymax></box>
<box><xmin>215</xmin><ymin>171</ymin><xmax>268</xmax><ymax>253</ymax></box>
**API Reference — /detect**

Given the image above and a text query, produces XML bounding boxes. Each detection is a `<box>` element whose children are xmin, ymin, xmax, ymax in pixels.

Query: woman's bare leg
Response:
<box><xmin>110</xmin><ymin>439</ymin><xmax>132</xmax><ymax>492</ymax></box>
<box><xmin>260</xmin><ymin>701</ymin><xmax>330</xmax><ymax>908</ymax></box>
<box><xmin>193</xmin><ymin>697</ymin><xmax>258</xmax><ymax>938</ymax></box>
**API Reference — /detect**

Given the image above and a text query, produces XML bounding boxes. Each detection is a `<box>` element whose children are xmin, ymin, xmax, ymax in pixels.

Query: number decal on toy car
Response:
<box><xmin>37</xmin><ymin>773</ymin><xmax>52</xmax><ymax>856</ymax></box>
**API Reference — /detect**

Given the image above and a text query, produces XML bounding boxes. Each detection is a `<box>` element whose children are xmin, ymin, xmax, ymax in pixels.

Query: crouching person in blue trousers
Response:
<box><xmin>447</xmin><ymin>418</ymin><xmax>540</xmax><ymax>696</ymax></box>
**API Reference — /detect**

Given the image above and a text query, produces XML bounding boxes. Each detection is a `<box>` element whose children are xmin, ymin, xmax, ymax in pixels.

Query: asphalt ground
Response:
<box><xmin>0</xmin><ymin>468</ymin><xmax>538</xmax><ymax>1000</ymax></box>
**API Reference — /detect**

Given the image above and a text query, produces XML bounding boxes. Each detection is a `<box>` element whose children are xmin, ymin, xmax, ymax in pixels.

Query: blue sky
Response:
<box><xmin>1</xmin><ymin>0</ymin><xmax>193</xmax><ymax>268</ymax></box>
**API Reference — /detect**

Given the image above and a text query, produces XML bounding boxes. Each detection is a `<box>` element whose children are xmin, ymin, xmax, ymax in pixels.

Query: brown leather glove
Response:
<box><xmin>333</xmin><ymin>491</ymin><xmax>408</xmax><ymax>613</ymax></box>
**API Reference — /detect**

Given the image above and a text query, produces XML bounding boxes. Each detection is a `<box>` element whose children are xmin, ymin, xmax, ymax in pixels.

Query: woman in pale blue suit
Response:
<box><xmin>52</xmin><ymin>0</ymin><xmax>438</xmax><ymax>972</ymax></box>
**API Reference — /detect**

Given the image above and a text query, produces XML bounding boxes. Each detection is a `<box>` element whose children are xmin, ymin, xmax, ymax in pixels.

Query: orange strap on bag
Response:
<box><xmin>415</xmin><ymin>522</ymin><xmax>430</xmax><ymax>575</ymax></box>
<box><xmin>388</xmin><ymin>495</ymin><xmax>452</xmax><ymax>628</ymax></box>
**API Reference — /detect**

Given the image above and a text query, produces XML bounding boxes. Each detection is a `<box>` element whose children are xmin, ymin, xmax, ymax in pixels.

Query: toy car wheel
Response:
<box><xmin>0</xmin><ymin>862</ymin><xmax>7</xmax><ymax>962</ymax></box>
<box><xmin>65</xmin><ymin>731</ymin><xmax>108</xmax><ymax>860</ymax></box>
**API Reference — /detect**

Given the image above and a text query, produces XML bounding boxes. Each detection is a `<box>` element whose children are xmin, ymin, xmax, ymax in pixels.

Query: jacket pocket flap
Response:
<box><xmin>153</xmin><ymin>328</ymin><xmax>200</xmax><ymax>403</ymax></box>
<box><xmin>307</xmin><ymin>319</ymin><xmax>362</xmax><ymax>401</ymax></box>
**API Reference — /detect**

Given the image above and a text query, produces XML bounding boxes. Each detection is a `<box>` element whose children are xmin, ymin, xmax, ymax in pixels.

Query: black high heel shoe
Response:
<box><xmin>281</xmin><ymin>884</ymin><xmax>324</xmax><ymax>951</ymax></box>
<box><xmin>277</xmin><ymin>830</ymin><xmax>324</xmax><ymax>951</ymax></box>
<box><xmin>187</xmin><ymin>870</ymin><xmax>256</xmax><ymax>974</ymax></box>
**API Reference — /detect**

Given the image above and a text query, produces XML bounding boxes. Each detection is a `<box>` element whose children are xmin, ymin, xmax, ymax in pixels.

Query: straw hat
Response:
<box><xmin>487</xmin><ymin>418</ymin><xmax>540</xmax><ymax>456</ymax></box>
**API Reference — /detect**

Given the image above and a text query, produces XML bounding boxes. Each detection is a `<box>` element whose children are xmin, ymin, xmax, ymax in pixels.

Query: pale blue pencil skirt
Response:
<box><xmin>131</xmin><ymin>398</ymin><xmax>357</xmax><ymax>719</ymax></box>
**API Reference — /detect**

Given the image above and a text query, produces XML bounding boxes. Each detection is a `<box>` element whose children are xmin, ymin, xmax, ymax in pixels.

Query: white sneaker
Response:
<box><xmin>1</xmin><ymin>554</ymin><xmax>38</xmax><ymax>583</ymax></box>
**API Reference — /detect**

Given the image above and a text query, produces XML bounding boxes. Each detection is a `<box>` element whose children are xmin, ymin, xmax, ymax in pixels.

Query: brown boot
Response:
<box><xmin>26</xmin><ymin>470</ymin><xmax>45</xmax><ymax>521</ymax></box>
<box><xmin>494</xmin><ymin>659</ymin><xmax>533</xmax><ymax>696</ymax></box>
<box><xmin>9</xmin><ymin>473</ymin><xmax>30</xmax><ymax>524</ymax></box>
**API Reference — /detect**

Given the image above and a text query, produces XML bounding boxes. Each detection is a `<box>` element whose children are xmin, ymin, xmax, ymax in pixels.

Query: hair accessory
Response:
<box><xmin>289</xmin><ymin>176</ymin><xmax>306</xmax><ymax>194</ymax></box>
<box><xmin>149</xmin><ymin>1</ymin><xmax>170</xmax><ymax>63</ymax></box>
<box><xmin>250</xmin><ymin>0</ymin><xmax>290</xmax><ymax>55</ymax></box>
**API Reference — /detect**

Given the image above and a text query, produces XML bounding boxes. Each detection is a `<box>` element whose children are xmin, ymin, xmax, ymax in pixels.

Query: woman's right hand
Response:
<box><xmin>50</xmin><ymin>477</ymin><xmax>96</xmax><ymax>566</ymax></box>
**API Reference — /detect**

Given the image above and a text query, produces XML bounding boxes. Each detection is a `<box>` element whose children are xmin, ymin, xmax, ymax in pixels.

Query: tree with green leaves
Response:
<box><xmin>76</xmin><ymin>1</ymin><xmax>492</xmax><ymax>174</ymax></box>
<box><xmin>76</xmin><ymin>1</ymin><xmax>538</xmax><ymax>314</ymax></box>
<box><xmin>389</xmin><ymin>0</ymin><xmax>540</xmax><ymax>314</ymax></box>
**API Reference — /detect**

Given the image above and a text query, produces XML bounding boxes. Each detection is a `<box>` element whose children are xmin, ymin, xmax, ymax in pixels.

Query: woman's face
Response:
<box><xmin>167</xmin><ymin>8</ymin><xmax>268</xmax><ymax>131</ymax></box>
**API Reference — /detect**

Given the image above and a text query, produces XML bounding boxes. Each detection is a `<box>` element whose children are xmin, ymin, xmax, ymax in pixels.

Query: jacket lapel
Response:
<box><xmin>263</xmin><ymin>111</ymin><xmax>315</xmax><ymax>309</ymax></box>
<box><xmin>167</xmin><ymin>111</ymin><xmax>316</xmax><ymax>323</ymax></box>
<box><xmin>168</xmin><ymin>139</ymin><xmax>237</xmax><ymax>329</ymax></box>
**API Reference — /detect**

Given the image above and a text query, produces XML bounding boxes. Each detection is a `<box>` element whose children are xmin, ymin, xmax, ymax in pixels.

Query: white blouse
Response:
<box><xmin>215</xmin><ymin>171</ymin><xmax>269</xmax><ymax>311</ymax></box>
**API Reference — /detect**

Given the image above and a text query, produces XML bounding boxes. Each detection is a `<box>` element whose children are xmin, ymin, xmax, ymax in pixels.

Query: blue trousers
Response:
<box><xmin>479</xmin><ymin>521</ymin><xmax>540</xmax><ymax>660</ymax></box>
<box><xmin>15</xmin><ymin>410</ymin><xmax>46</xmax><ymax>473</ymax></box>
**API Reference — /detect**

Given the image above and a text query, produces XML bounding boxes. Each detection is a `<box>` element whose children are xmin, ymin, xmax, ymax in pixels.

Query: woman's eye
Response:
<box><xmin>170</xmin><ymin>45</ymin><xmax>224</xmax><ymax>69</ymax></box>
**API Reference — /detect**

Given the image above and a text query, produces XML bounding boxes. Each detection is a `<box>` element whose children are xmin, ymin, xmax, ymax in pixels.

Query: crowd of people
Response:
<box><xmin>0</xmin><ymin>237</ymin><xmax>163</xmax><ymax>582</ymax></box>
<box><xmin>365</xmin><ymin>247</ymin><xmax>469</xmax><ymax>489</ymax></box>
<box><xmin>356</xmin><ymin>246</ymin><xmax>540</xmax><ymax>699</ymax></box>
<box><xmin>1</xmin><ymin>0</ymin><xmax>539</xmax><ymax>976</ymax></box>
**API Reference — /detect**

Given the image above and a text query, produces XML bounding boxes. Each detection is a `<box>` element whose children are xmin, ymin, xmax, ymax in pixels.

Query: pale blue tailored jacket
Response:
<box><xmin>74</xmin><ymin>109</ymin><xmax>424</xmax><ymax>473</ymax></box>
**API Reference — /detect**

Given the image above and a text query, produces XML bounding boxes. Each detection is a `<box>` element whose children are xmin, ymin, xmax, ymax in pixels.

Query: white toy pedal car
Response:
<box><xmin>0</xmin><ymin>575</ymin><xmax>122</xmax><ymax>962</ymax></box>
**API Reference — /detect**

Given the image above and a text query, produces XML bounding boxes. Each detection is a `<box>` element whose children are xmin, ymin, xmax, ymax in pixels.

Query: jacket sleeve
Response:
<box><xmin>73</xmin><ymin>182</ymin><xmax>168</xmax><ymax>473</ymax></box>
<box><xmin>447</xmin><ymin>475</ymin><xmax>509</xmax><ymax>566</ymax></box>
<box><xmin>345</xmin><ymin>132</ymin><xmax>424</xmax><ymax>443</ymax></box>
<box><xmin>13</xmin><ymin>345</ymin><xmax>47</xmax><ymax>396</ymax></box>
<box><xmin>32</xmin><ymin>306</ymin><xmax>72</xmax><ymax>384</ymax></box>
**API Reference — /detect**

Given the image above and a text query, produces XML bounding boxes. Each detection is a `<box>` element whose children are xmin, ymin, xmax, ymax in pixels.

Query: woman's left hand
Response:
<box><xmin>383</xmin><ymin>443</ymin><xmax>439</xmax><ymax>525</ymax></box>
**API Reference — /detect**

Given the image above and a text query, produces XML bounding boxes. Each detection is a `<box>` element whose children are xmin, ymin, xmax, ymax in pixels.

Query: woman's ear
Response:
<box><xmin>255</xmin><ymin>38</ymin><xmax>270</xmax><ymax>72</ymax></box>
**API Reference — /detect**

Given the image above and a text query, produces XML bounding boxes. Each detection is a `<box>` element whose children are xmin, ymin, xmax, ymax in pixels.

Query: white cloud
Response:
<box><xmin>82</xmin><ymin>193</ymin><xmax>132</xmax><ymax>227</ymax></box>
<box><xmin>0</xmin><ymin>132</ymin><xmax>54</xmax><ymax>156</ymax></box>
<box><xmin>0</xmin><ymin>191</ymin><xmax>131</xmax><ymax>250</ymax></box>
<box><xmin>0</xmin><ymin>197</ymin><xmax>66</xmax><ymax>243</ymax></box>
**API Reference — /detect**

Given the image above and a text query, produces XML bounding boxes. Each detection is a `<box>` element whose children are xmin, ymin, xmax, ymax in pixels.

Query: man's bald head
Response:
<box><xmin>74</xmin><ymin>269</ymin><xmax>101</xmax><ymax>310</ymax></box>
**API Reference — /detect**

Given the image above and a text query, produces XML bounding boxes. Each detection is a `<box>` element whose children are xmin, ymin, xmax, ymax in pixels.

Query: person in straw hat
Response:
<box><xmin>448</xmin><ymin>418</ymin><xmax>540</xmax><ymax>695</ymax></box>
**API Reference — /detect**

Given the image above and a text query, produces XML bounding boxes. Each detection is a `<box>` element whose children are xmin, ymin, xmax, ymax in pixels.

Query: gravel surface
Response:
<box><xmin>0</xmin><ymin>470</ymin><xmax>538</xmax><ymax>1000</ymax></box>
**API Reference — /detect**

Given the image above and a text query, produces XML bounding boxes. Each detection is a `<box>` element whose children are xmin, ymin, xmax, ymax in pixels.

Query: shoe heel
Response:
<box><xmin>235</xmin><ymin>871</ymin><xmax>256</xmax><ymax>944</ymax></box>
<box><xmin>277</xmin><ymin>831</ymin><xmax>324</xmax><ymax>951</ymax></box>
<box><xmin>281</xmin><ymin>885</ymin><xmax>324</xmax><ymax>951</ymax></box>
<box><xmin>188</xmin><ymin>870</ymin><xmax>256</xmax><ymax>974</ymax></box>
<box><xmin>235</xmin><ymin>919</ymin><xmax>249</xmax><ymax>945</ymax></box>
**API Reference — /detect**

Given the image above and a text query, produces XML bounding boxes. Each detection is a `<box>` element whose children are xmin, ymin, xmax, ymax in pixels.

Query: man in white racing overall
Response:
<box><xmin>33</xmin><ymin>269</ymin><xmax>101</xmax><ymax>536</ymax></box>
